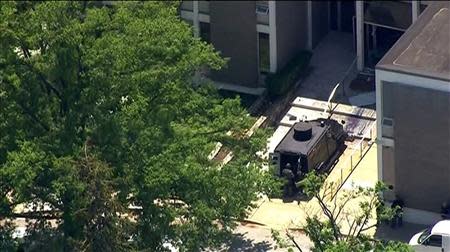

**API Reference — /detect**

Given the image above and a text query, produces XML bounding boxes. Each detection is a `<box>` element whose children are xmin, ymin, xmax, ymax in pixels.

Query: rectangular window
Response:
<box><xmin>427</xmin><ymin>235</ymin><xmax>442</xmax><ymax>247</ymax></box>
<box><xmin>256</xmin><ymin>1</ymin><xmax>269</xmax><ymax>13</ymax></box>
<box><xmin>258</xmin><ymin>33</ymin><xmax>270</xmax><ymax>73</ymax></box>
<box><xmin>180</xmin><ymin>1</ymin><xmax>194</xmax><ymax>11</ymax></box>
<box><xmin>382</xmin><ymin>117</ymin><xmax>394</xmax><ymax>138</ymax></box>
<box><xmin>364</xmin><ymin>1</ymin><xmax>412</xmax><ymax>30</ymax></box>
<box><xmin>199</xmin><ymin>22</ymin><xmax>210</xmax><ymax>43</ymax></box>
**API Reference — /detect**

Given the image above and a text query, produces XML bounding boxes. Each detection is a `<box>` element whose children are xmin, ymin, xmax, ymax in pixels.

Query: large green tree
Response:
<box><xmin>0</xmin><ymin>1</ymin><xmax>276</xmax><ymax>251</ymax></box>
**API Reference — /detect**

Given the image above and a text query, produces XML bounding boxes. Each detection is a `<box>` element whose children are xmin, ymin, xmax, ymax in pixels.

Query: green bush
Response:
<box><xmin>266</xmin><ymin>50</ymin><xmax>312</xmax><ymax>99</ymax></box>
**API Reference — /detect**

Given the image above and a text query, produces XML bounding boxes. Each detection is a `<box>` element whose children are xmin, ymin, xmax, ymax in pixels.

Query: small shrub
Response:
<box><xmin>266</xmin><ymin>51</ymin><xmax>312</xmax><ymax>100</ymax></box>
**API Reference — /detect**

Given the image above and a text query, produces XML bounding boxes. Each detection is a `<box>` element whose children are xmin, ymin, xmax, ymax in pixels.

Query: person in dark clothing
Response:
<box><xmin>282</xmin><ymin>163</ymin><xmax>296</xmax><ymax>197</ymax></box>
<box><xmin>390</xmin><ymin>198</ymin><xmax>404</xmax><ymax>228</ymax></box>
<box><xmin>376</xmin><ymin>200</ymin><xmax>387</xmax><ymax>225</ymax></box>
<box><xmin>441</xmin><ymin>202</ymin><xmax>450</xmax><ymax>220</ymax></box>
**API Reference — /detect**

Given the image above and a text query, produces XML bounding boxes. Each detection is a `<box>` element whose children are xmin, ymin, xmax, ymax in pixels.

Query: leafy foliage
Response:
<box><xmin>266</xmin><ymin>50</ymin><xmax>312</xmax><ymax>99</ymax></box>
<box><xmin>0</xmin><ymin>1</ymin><xmax>276</xmax><ymax>251</ymax></box>
<box><xmin>297</xmin><ymin>171</ymin><xmax>412</xmax><ymax>252</ymax></box>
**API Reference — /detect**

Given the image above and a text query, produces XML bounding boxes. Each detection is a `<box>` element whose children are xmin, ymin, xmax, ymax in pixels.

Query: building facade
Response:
<box><xmin>179</xmin><ymin>1</ymin><xmax>327</xmax><ymax>94</ymax></box>
<box><xmin>376</xmin><ymin>1</ymin><xmax>450</xmax><ymax>225</ymax></box>
<box><xmin>180</xmin><ymin>1</ymin><xmax>433</xmax><ymax>94</ymax></box>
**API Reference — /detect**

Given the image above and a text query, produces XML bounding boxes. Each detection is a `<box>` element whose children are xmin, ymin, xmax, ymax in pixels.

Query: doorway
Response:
<box><xmin>365</xmin><ymin>24</ymin><xmax>404</xmax><ymax>68</ymax></box>
<box><xmin>330</xmin><ymin>1</ymin><xmax>355</xmax><ymax>33</ymax></box>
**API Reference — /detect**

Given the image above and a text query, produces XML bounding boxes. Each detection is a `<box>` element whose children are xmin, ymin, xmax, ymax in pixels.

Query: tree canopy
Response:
<box><xmin>0</xmin><ymin>1</ymin><xmax>277</xmax><ymax>251</ymax></box>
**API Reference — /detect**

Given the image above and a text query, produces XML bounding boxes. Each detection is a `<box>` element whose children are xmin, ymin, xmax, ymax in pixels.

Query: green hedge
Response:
<box><xmin>266</xmin><ymin>50</ymin><xmax>312</xmax><ymax>99</ymax></box>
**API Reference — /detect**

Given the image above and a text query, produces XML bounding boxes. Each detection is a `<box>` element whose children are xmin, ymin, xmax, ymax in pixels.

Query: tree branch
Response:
<box><xmin>316</xmin><ymin>193</ymin><xmax>341</xmax><ymax>240</ymax></box>
<box><xmin>286</xmin><ymin>230</ymin><xmax>303</xmax><ymax>252</ymax></box>
<box><xmin>4</xmin><ymin>211</ymin><xmax>61</xmax><ymax>220</ymax></box>
<box><xmin>17</xmin><ymin>100</ymin><xmax>50</xmax><ymax>132</ymax></box>
<box><xmin>19</xmin><ymin>58</ymin><xmax>63</xmax><ymax>101</ymax></box>
<box><xmin>354</xmin><ymin>196</ymin><xmax>377</xmax><ymax>238</ymax></box>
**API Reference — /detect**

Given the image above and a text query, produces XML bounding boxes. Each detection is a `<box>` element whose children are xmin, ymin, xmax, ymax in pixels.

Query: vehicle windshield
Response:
<box><xmin>418</xmin><ymin>228</ymin><xmax>432</xmax><ymax>244</ymax></box>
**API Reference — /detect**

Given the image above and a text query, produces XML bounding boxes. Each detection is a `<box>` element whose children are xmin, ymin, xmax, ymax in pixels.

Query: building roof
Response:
<box><xmin>376</xmin><ymin>1</ymin><xmax>450</xmax><ymax>82</ymax></box>
<box><xmin>431</xmin><ymin>220</ymin><xmax>450</xmax><ymax>236</ymax></box>
<box><xmin>274</xmin><ymin>121</ymin><xmax>327</xmax><ymax>156</ymax></box>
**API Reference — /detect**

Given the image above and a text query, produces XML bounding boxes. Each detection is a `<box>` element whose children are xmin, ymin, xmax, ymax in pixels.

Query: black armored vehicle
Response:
<box><xmin>271</xmin><ymin>118</ymin><xmax>347</xmax><ymax>184</ymax></box>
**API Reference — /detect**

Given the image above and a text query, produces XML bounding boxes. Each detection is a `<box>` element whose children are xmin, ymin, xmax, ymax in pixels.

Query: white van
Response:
<box><xmin>409</xmin><ymin>220</ymin><xmax>450</xmax><ymax>252</ymax></box>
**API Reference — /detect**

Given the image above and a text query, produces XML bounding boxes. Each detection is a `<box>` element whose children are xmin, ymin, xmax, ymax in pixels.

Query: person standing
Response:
<box><xmin>390</xmin><ymin>197</ymin><xmax>404</xmax><ymax>228</ymax></box>
<box><xmin>441</xmin><ymin>201</ymin><xmax>450</xmax><ymax>220</ymax></box>
<box><xmin>282</xmin><ymin>163</ymin><xmax>295</xmax><ymax>197</ymax></box>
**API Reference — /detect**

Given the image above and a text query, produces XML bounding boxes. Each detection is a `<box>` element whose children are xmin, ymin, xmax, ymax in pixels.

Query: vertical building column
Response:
<box><xmin>307</xmin><ymin>1</ymin><xmax>313</xmax><ymax>50</ymax></box>
<box><xmin>269</xmin><ymin>1</ymin><xmax>277</xmax><ymax>73</ymax></box>
<box><xmin>356</xmin><ymin>0</ymin><xmax>364</xmax><ymax>71</ymax></box>
<box><xmin>193</xmin><ymin>1</ymin><xmax>200</xmax><ymax>37</ymax></box>
<box><xmin>412</xmin><ymin>0</ymin><xmax>420</xmax><ymax>23</ymax></box>
<box><xmin>375</xmin><ymin>71</ymin><xmax>384</xmax><ymax>194</ymax></box>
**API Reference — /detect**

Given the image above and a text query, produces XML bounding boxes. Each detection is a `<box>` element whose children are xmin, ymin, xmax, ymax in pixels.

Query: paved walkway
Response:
<box><xmin>295</xmin><ymin>31</ymin><xmax>356</xmax><ymax>103</ymax></box>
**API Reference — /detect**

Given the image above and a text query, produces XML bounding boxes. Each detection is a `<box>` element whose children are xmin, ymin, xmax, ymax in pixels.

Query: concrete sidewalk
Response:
<box><xmin>294</xmin><ymin>31</ymin><xmax>356</xmax><ymax>103</ymax></box>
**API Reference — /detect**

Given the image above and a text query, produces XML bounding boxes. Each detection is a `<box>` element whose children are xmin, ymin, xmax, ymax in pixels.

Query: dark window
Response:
<box><xmin>256</xmin><ymin>1</ymin><xmax>269</xmax><ymax>14</ymax></box>
<box><xmin>258</xmin><ymin>33</ymin><xmax>270</xmax><ymax>73</ymax></box>
<box><xmin>420</xmin><ymin>3</ymin><xmax>428</xmax><ymax>14</ymax></box>
<box><xmin>364</xmin><ymin>1</ymin><xmax>412</xmax><ymax>30</ymax></box>
<box><xmin>199</xmin><ymin>22</ymin><xmax>210</xmax><ymax>43</ymax></box>
<box><xmin>426</xmin><ymin>235</ymin><xmax>442</xmax><ymax>247</ymax></box>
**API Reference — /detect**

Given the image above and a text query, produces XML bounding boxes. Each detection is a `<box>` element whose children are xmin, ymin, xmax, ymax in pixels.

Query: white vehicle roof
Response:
<box><xmin>431</xmin><ymin>220</ymin><xmax>450</xmax><ymax>236</ymax></box>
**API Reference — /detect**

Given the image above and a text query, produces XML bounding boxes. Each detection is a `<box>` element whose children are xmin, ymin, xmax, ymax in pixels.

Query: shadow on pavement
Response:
<box><xmin>281</xmin><ymin>192</ymin><xmax>312</xmax><ymax>203</ymax></box>
<box><xmin>374</xmin><ymin>222</ymin><xmax>428</xmax><ymax>243</ymax></box>
<box><xmin>220</xmin><ymin>232</ymin><xmax>273</xmax><ymax>252</ymax></box>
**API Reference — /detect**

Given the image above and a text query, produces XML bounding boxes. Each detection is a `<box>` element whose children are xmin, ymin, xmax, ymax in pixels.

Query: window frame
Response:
<box><xmin>423</xmin><ymin>234</ymin><xmax>443</xmax><ymax>247</ymax></box>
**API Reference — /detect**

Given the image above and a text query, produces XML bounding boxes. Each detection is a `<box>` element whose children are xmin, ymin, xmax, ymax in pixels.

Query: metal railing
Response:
<box><xmin>329</xmin><ymin>120</ymin><xmax>377</xmax><ymax>200</ymax></box>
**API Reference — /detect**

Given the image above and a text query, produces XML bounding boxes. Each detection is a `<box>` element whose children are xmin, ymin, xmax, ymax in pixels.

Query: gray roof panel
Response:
<box><xmin>376</xmin><ymin>2</ymin><xmax>450</xmax><ymax>82</ymax></box>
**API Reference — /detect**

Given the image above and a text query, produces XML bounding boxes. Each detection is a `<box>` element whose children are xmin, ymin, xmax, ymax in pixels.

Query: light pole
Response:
<box><xmin>323</xmin><ymin>82</ymin><xmax>341</xmax><ymax>119</ymax></box>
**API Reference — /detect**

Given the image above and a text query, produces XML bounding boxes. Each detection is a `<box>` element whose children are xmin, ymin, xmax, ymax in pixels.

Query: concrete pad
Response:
<box><xmin>247</xmin><ymin>198</ymin><xmax>305</xmax><ymax>230</ymax></box>
<box><xmin>258</xmin><ymin>140</ymin><xmax>380</xmax><ymax>236</ymax></box>
<box><xmin>349</xmin><ymin>92</ymin><xmax>376</xmax><ymax>107</ymax></box>
<box><xmin>343</xmin><ymin>143</ymin><xmax>378</xmax><ymax>189</ymax></box>
<box><xmin>224</xmin><ymin>223</ymin><xmax>314</xmax><ymax>252</ymax></box>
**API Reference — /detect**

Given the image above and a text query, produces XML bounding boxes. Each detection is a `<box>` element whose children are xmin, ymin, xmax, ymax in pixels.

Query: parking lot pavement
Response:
<box><xmin>220</xmin><ymin>222</ymin><xmax>314</xmax><ymax>252</ymax></box>
<box><xmin>375</xmin><ymin>222</ymin><xmax>429</xmax><ymax>243</ymax></box>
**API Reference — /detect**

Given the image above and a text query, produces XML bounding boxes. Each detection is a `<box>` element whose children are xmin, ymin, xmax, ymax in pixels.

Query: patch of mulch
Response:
<box><xmin>349</xmin><ymin>74</ymin><xmax>375</xmax><ymax>92</ymax></box>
